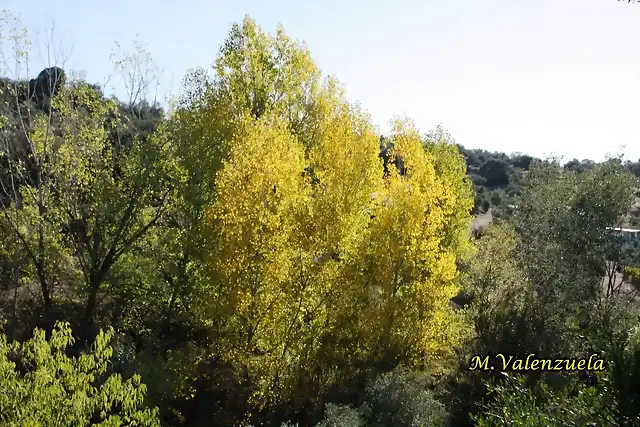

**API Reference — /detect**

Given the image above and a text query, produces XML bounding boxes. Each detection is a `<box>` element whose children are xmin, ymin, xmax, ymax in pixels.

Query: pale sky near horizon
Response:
<box><xmin>3</xmin><ymin>0</ymin><xmax>640</xmax><ymax>162</ymax></box>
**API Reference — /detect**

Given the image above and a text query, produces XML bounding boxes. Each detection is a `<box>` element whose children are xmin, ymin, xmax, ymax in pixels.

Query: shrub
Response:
<box><xmin>362</xmin><ymin>367</ymin><xmax>447</xmax><ymax>427</ymax></box>
<box><xmin>473</xmin><ymin>373</ymin><xmax>617</xmax><ymax>427</ymax></box>
<box><xmin>315</xmin><ymin>404</ymin><xmax>365</xmax><ymax>427</ymax></box>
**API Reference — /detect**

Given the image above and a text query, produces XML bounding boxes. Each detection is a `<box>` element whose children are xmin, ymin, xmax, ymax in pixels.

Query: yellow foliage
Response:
<box><xmin>355</xmin><ymin>119</ymin><xmax>472</xmax><ymax>370</ymax></box>
<box><xmin>203</xmin><ymin>112</ymin><xmax>472</xmax><ymax>407</ymax></box>
<box><xmin>624</xmin><ymin>266</ymin><xmax>640</xmax><ymax>280</ymax></box>
<box><xmin>179</xmin><ymin>17</ymin><xmax>475</xmax><ymax>411</ymax></box>
<box><xmin>205</xmin><ymin>116</ymin><xmax>313</xmax><ymax>404</ymax></box>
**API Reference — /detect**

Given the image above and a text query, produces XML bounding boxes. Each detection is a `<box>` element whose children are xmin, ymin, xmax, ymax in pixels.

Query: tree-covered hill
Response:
<box><xmin>458</xmin><ymin>145</ymin><xmax>640</xmax><ymax>226</ymax></box>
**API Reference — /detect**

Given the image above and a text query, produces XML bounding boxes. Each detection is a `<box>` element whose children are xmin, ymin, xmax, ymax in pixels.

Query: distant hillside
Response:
<box><xmin>457</xmin><ymin>145</ymin><xmax>640</xmax><ymax>226</ymax></box>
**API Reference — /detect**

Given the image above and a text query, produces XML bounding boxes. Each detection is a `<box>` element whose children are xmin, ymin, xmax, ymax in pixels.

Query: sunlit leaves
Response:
<box><xmin>145</xmin><ymin>14</ymin><xmax>473</xmax><ymax>416</ymax></box>
<box><xmin>358</xmin><ymin>119</ymin><xmax>472</xmax><ymax>370</ymax></box>
<box><xmin>0</xmin><ymin>322</ymin><xmax>160</xmax><ymax>426</ymax></box>
<box><xmin>201</xmin><ymin>84</ymin><xmax>473</xmax><ymax>408</ymax></box>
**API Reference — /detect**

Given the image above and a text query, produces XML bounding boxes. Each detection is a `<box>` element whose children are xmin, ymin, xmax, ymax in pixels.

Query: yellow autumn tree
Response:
<box><xmin>206</xmin><ymin>115</ymin><xmax>313</xmax><ymax>406</ymax></box>
<box><xmin>175</xmin><ymin>15</ymin><xmax>473</xmax><ymax>417</ymax></box>
<box><xmin>355</xmin><ymin>119</ymin><xmax>473</xmax><ymax>373</ymax></box>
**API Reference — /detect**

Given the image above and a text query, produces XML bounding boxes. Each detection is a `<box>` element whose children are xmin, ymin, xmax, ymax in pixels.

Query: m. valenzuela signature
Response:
<box><xmin>468</xmin><ymin>353</ymin><xmax>606</xmax><ymax>371</ymax></box>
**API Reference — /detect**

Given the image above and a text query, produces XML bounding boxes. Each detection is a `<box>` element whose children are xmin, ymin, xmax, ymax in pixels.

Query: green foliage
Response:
<box><xmin>583</xmin><ymin>297</ymin><xmax>640</xmax><ymax>425</ymax></box>
<box><xmin>451</xmin><ymin>159</ymin><xmax>638</xmax><ymax>425</ymax></box>
<box><xmin>315</xmin><ymin>367</ymin><xmax>447</xmax><ymax>427</ymax></box>
<box><xmin>478</xmin><ymin>159</ymin><xmax>510</xmax><ymax>188</ymax></box>
<box><xmin>515</xmin><ymin>158</ymin><xmax>635</xmax><ymax>311</ymax></box>
<box><xmin>315</xmin><ymin>404</ymin><xmax>365</xmax><ymax>427</ymax></box>
<box><xmin>473</xmin><ymin>373</ymin><xmax>618</xmax><ymax>427</ymax></box>
<box><xmin>3</xmin><ymin>9</ymin><xmax>640</xmax><ymax>427</ymax></box>
<box><xmin>624</xmin><ymin>266</ymin><xmax>640</xmax><ymax>285</ymax></box>
<box><xmin>362</xmin><ymin>368</ymin><xmax>447</xmax><ymax>427</ymax></box>
<box><xmin>0</xmin><ymin>321</ymin><xmax>160</xmax><ymax>426</ymax></box>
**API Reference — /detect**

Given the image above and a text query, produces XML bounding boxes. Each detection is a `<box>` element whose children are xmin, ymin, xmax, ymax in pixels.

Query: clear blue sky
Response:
<box><xmin>3</xmin><ymin>0</ymin><xmax>640</xmax><ymax>161</ymax></box>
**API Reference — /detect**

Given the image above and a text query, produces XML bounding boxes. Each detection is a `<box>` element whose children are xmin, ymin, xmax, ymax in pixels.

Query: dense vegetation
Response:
<box><xmin>1</xmin><ymin>11</ymin><xmax>640</xmax><ymax>427</ymax></box>
<box><xmin>460</xmin><ymin>146</ymin><xmax>640</xmax><ymax>225</ymax></box>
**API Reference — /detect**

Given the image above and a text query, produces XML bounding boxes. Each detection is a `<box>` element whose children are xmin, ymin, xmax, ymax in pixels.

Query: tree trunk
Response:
<box><xmin>79</xmin><ymin>268</ymin><xmax>107</xmax><ymax>348</ymax></box>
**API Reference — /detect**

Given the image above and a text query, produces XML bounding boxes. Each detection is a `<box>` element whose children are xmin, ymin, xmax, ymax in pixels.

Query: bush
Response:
<box><xmin>490</xmin><ymin>191</ymin><xmax>503</xmax><ymax>206</ymax></box>
<box><xmin>473</xmin><ymin>373</ymin><xmax>618</xmax><ymax>427</ymax></box>
<box><xmin>315</xmin><ymin>404</ymin><xmax>365</xmax><ymax>427</ymax></box>
<box><xmin>315</xmin><ymin>367</ymin><xmax>447</xmax><ymax>427</ymax></box>
<box><xmin>624</xmin><ymin>266</ymin><xmax>640</xmax><ymax>287</ymax></box>
<box><xmin>469</xmin><ymin>174</ymin><xmax>488</xmax><ymax>186</ymax></box>
<box><xmin>362</xmin><ymin>367</ymin><xmax>447</xmax><ymax>427</ymax></box>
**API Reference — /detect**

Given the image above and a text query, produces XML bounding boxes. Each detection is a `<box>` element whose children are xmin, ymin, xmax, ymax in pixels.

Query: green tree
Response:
<box><xmin>0</xmin><ymin>321</ymin><xmax>159</xmax><ymax>426</ymax></box>
<box><xmin>51</xmin><ymin>83</ymin><xmax>177</xmax><ymax>346</ymax></box>
<box><xmin>515</xmin><ymin>158</ymin><xmax>634</xmax><ymax>315</ymax></box>
<box><xmin>362</xmin><ymin>367</ymin><xmax>447</xmax><ymax>427</ymax></box>
<box><xmin>0</xmin><ymin>13</ymin><xmax>178</xmax><ymax>348</ymax></box>
<box><xmin>0</xmin><ymin>10</ymin><xmax>70</xmax><ymax>331</ymax></box>
<box><xmin>451</xmin><ymin>160</ymin><xmax>636</xmax><ymax>425</ymax></box>
<box><xmin>478</xmin><ymin>159</ymin><xmax>510</xmax><ymax>188</ymax></box>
